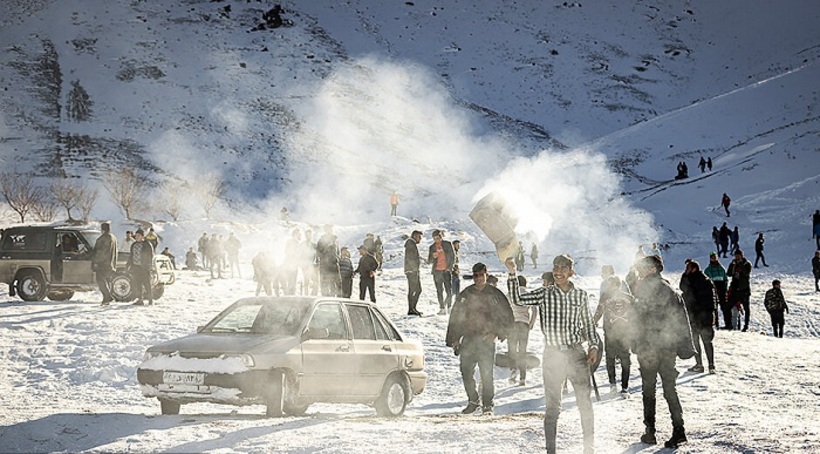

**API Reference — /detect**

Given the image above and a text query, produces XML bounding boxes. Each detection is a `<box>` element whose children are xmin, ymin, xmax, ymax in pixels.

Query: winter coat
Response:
<box><xmin>92</xmin><ymin>232</ymin><xmax>118</xmax><ymax>273</ymax></box>
<box><xmin>339</xmin><ymin>257</ymin><xmax>354</xmax><ymax>279</ymax></box>
<box><xmin>316</xmin><ymin>234</ymin><xmax>340</xmax><ymax>272</ymax></box>
<box><xmin>755</xmin><ymin>236</ymin><xmax>765</xmax><ymax>253</ymax></box>
<box><xmin>631</xmin><ymin>273</ymin><xmax>696</xmax><ymax>359</ymax></box>
<box><xmin>681</xmin><ymin>271</ymin><xmax>718</xmax><ymax>326</ymax></box>
<box><xmin>446</xmin><ymin>283</ymin><xmax>514</xmax><ymax>345</ymax></box>
<box><xmin>129</xmin><ymin>240</ymin><xmax>154</xmax><ymax>270</ymax></box>
<box><xmin>719</xmin><ymin>225</ymin><xmax>731</xmax><ymax>244</ymax></box>
<box><xmin>594</xmin><ymin>288</ymin><xmax>633</xmax><ymax>342</ymax></box>
<box><xmin>404</xmin><ymin>238</ymin><xmax>420</xmax><ymax>274</ymax></box>
<box><xmin>727</xmin><ymin>258</ymin><xmax>752</xmax><ymax>295</ymax></box>
<box><xmin>355</xmin><ymin>253</ymin><xmax>379</xmax><ymax>280</ymax></box>
<box><xmin>704</xmin><ymin>262</ymin><xmax>728</xmax><ymax>284</ymax></box>
<box><xmin>427</xmin><ymin>240</ymin><xmax>455</xmax><ymax>272</ymax></box>
<box><xmin>764</xmin><ymin>288</ymin><xmax>788</xmax><ymax>313</ymax></box>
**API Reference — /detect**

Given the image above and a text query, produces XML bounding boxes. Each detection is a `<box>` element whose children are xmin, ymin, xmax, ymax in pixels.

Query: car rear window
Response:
<box><xmin>1</xmin><ymin>231</ymin><xmax>47</xmax><ymax>251</ymax></box>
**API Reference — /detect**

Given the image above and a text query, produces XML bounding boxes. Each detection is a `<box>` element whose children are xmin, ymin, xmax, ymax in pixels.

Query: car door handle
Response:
<box><xmin>381</xmin><ymin>345</ymin><xmax>392</xmax><ymax>352</ymax></box>
<box><xmin>336</xmin><ymin>345</ymin><xmax>350</xmax><ymax>352</ymax></box>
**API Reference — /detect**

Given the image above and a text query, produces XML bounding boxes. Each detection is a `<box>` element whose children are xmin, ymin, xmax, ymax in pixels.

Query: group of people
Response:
<box><xmin>404</xmin><ymin>229</ymin><xmax>463</xmax><ymax>316</ymax></box>
<box><xmin>711</xmin><ymin>223</ymin><xmax>768</xmax><ymax>267</ymax></box>
<box><xmin>443</xmin><ymin>251</ymin><xmax>696</xmax><ymax>452</ymax></box>
<box><xmin>92</xmin><ymin>224</ymin><xmax>157</xmax><ymax>306</ymax></box>
<box><xmin>197</xmin><ymin>232</ymin><xmax>242</xmax><ymax>279</ymax></box>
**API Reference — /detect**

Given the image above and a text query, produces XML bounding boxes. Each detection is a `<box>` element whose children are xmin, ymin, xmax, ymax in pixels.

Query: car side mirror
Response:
<box><xmin>302</xmin><ymin>327</ymin><xmax>329</xmax><ymax>341</ymax></box>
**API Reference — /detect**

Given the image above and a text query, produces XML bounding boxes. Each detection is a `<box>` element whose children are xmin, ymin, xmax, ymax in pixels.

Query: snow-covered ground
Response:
<box><xmin>1</xmin><ymin>217</ymin><xmax>819</xmax><ymax>453</ymax></box>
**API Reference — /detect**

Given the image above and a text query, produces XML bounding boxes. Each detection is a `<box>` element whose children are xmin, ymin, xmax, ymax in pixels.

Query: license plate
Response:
<box><xmin>163</xmin><ymin>371</ymin><xmax>205</xmax><ymax>385</ymax></box>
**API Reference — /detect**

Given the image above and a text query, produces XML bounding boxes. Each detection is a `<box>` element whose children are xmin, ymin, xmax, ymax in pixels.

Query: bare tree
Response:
<box><xmin>102</xmin><ymin>168</ymin><xmax>149</xmax><ymax>220</ymax></box>
<box><xmin>32</xmin><ymin>198</ymin><xmax>58</xmax><ymax>222</ymax></box>
<box><xmin>157</xmin><ymin>180</ymin><xmax>186</xmax><ymax>221</ymax></box>
<box><xmin>51</xmin><ymin>179</ymin><xmax>82</xmax><ymax>221</ymax></box>
<box><xmin>66</xmin><ymin>80</ymin><xmax>93</xmax><ymax>122</ymax></box>
<box><xmin>77</xmin><ymin>186</ymin><xmax>99</xmax><ymax>223</ymax></box>
<box><xmin>195</xmin><ymin>173</ymin><xmax>225</xmax><ymax>219</ymax></box>
<box><xmin>0</xmin><ymin>173</ymin><xmax>45</xmax><ymax>223</ymax></box>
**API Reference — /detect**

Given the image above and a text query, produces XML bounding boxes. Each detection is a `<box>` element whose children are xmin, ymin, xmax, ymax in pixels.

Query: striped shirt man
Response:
<box><xmin>507</xmin><ymin>276</ymin><xmax>600</xmax><ymax>348</ymax></box>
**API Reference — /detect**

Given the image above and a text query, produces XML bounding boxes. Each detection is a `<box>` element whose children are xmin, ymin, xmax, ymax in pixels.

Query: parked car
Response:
<box><xmin>0</xmin><ymin>225</ymin><xmax>174</xmax><ymax>302</ymax></box>
<box><xmin>137</xmin><ymin>296</ymin><xmax>427</xmax><ymax>417</ymax></box>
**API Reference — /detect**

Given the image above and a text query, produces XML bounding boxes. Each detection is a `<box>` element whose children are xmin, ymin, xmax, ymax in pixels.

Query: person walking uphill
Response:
<box><xmin>389</xmin><ymin>191</ymin><xmax>399</xmax><ymax>217</ymax></box>
<box><xmin>754</xmin><ymin>233</ymin><xmax>768</xmax><ymax>268</ymax></box>
<box><xmin>764</xmin><ymin>280</ymin><xmax>789</xmax><ymax>338</ymax></box>
<box><xmin>404</xmin><ymin>230</ymin><xmax>423</xmax><ymax>316</ymax></box>
<box><xmin>680</xmin><ymin>260</ymin><xmax>718</xmax><ymax>374</ymax></box>
<box><xmin>506</xmin><ymin>254</ymin><xmax>601</xmax><ymax>454</ymax></box>
<box><xmin>721</xmin><ymin>193</ymin><xmax>731</xmax><ymax>217</ymax></box>
<box><xmin>128</xmin><ymin>229</ymin><xmax>155</xmax><ymax>306</ymax></box>
<box><xmin>92</xmin><ymin>222</ymin><xmax>118</xmax><ymax>306</ymax></box>
<box><xmin>631</xmin><ymin>255</ymin><xmax>695</xmax><ymax>449</ymax></box>
<box><xmin>428</xmin><ymin>229</ymin><xmax>456</xmax><ymax>315</ymax></box>
<box><xmin>727</xmin><ymin>249</ymin><xmax>753</xmax><ymax>331</ymax></box>
<box><xmin>446</xmin><ymin>262</ymin><xmax>514</xmax><ymax>416</ymax></box>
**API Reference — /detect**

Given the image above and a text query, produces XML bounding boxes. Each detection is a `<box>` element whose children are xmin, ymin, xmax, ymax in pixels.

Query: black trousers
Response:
<box><xmin>638</xmin><ymin>349</ymin><xmax>684</xmax><ymax>432</ymax></box>
<box><xmin>604</xmin><ymin>334</ymin><xmax>631</xmax><ymax>389</ymax></box>
<box><xmin>769</xmin><ymin>310</ymin><xmax>785</xmax><ymax>337</ymax></box>
<box><xmin>95</xmin><ymin>267</ymin><xmax>113</xmax><ymax>301</ymax></box>
<box><xmin>459</xmin><ymin>336</ymin><xmax>495</xmax><ymax>408</ymax></box>
<box><xmin>359</xmin><ymin>276</ymin><xmax>375</xmax><ymax>302</ymax></box>
<box><xmin>406</xmin><ymin>271</ymin><xmax>421</xmax><ymax>312</ymax></box>
<box><xmin>131</xmin><ymin>267</ymin><xmax>152</xmax><ymax>304</ymax></box>
<box><xmin>691</xmin><ymin>320</ymin><xmax>715</xmax><ymax>368</ymax></box>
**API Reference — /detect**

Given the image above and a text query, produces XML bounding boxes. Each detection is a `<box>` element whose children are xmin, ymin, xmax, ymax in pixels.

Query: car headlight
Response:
<box><xmin>222</xmin><ymin>353</ymin><xmax>255</xmax><ymax>368</ymax></box>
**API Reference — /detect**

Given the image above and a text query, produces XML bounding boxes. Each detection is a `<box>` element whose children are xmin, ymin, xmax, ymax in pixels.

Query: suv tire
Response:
<box><xmin>47</xmin><ymin>290</ymin><xmax>75</xmax><ymax>301</ymax></box>
<box><xmin>111</xmin><ymin>272</ymin><xmax>135</xmax><ymax>302</ymax></box>
<box><xmin>16</xmin><ymin>270</ymin><xmax>48</xmax><ymax>302</ymax></box>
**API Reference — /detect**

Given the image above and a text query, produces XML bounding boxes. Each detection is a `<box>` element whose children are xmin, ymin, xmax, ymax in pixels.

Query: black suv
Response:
<box><xmin>0</xmin><ymin>225</ymin><xmax>175</xmax><ymax>302</ymax></box>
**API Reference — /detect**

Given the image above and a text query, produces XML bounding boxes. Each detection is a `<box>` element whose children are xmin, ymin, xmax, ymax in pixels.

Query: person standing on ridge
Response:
<box><xmin>754</xmin><ymin>233</ymin><xmax>768</xmax><ymax>268</ymax></box>
<box><xmin>721</xmin><ymin>193</ymin><xmax>731</xmax><ymax>217</ymax></box>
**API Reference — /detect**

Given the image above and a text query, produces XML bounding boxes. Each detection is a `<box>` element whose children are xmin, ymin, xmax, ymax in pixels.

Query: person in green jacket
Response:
<box><xmin>703</xmin><ymin>252</ymin><xmax>728</xmax><ymax>329</ymax></box>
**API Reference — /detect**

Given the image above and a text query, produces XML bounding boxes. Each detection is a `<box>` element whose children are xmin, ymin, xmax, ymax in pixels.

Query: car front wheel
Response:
<box><xmin>374</xmin><ymin>376</ymin><xmax>408</xmax><ymax>417</ymax></box>
<box><xmin>16</xmin><ymin>271</ymin><xmax>47</xmax><ymax>302</ymax></box>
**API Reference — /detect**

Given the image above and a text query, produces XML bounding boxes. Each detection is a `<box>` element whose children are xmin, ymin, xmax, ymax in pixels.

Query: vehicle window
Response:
<box><xmin>58</xmin><ymin>233</ymin><xmax>85</xmax><ymax>254</ymax></box>
<box><xmin>371</xmin><ymin>308</ymin><xmax>390</xmax><ymax>341</ymax></box>
<box><xmin>372</xmin><ymin>309</ymin><xmax>401</xmax><ymax>341</ymax></box>
<box><xmin>2</xmin><ymin>232</ymin><xmax>47</xmax><ymax>251</ymax></box>
<box><xmin>81</xmin><ymin>231</ymin><xmax>102</xmax><ymax>249</ymax></box>
<box><xmin>347</xmin><ymin>305</ymin><xmax>376</xmax><ymax>341</ymax></box>
<box><xmin>307</xmin><ymin>303</ymin><xmax>347</xmax><ymax>340</ymax></box>
<box><xmin>251</xmin><ymin>303</ymin><xmax>307</xmax><ymax>336</ymax></box>
<box><xmin>208</xmin><ymin>304</ymin><xmax>262</xmax><ymax>333</ymax></box>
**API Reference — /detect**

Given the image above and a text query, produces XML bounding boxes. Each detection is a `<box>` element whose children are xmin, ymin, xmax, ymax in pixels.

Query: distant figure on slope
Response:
<box><xmin>721</xmin><ymin>193</ymin><xmax>731</xmax><ymax>217</ymax></box>
<box><xmin>754</xmin><ymin>233</ymin><xmax>768</xmax><ymax>268</ymax></box>
<box><xmin>727</xmin><ymin>249</ymin><xmax>752</xmax><ymax>332</ymax></box>
<box><xmin>530</xmin><ymin>243</ymin><xmax>539</xmax><ymax>269</ymax></box>
<box><xmin>812</xmin><ymin>210</ymin><xmax>820</xmax><ymax>249</ymax></box>
<box><xmin>675</xmin><ymin>162</ymin><xmax>688</xmax><ymax>180</ymax></box>
<box><xmin>718</xmin><ymin>222</ymin><xmax>731</xmax><ymax>258</ymax></box>
<box><xmin>729</xmin><ymin>226</ymin><xmax>740</xmax><ymax>256</ymax></box>
<box><xmin>812</xmin><ymin>250</ymin><xmax>820</xmax><ymax>292</ymax></box>
<box><xmin>698</xmin><ymin>157</ymin><xmax>707</xmax><ymax>173</ymax></box>
<box><xmin>763</xmin><ymin>279</ymin><xmax>789</xmax><ymax>338</ymax></box>
<box><xmin>711</xmin><ymin>226</ymin><xmax>720</xmax><ymax>253</ymax></box>
<box><xmin>389</xmin><ymin>191</ymin><xmax>399</xmax><ymax>217</ymax></box>
<box><xmin>707</xmin><ymin>157</ymin><xmax>713</xmax><ymax>171</ymax></box>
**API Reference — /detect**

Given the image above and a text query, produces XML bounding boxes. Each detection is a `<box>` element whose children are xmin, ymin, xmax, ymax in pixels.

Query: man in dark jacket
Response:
<box><xmin>754</xmin><ymin>233</ymin><xmax>768</xmax><ymax>268</ymax></box>
<box><xmin>338</xmin><ymin>247</ymin><xmax>354</xmax><ymax>298</ymax></box>
<box><xmin>428</xmin><ymin>229</ymin><xmax>456</xmax><ymax>315</ymax></box>
<box><xmin>631</xmin><ymin>255</ymin><xmax>693</xmax><ymax>449</ymax></box>
<box><xmin>764</xmin><ymin>279</ymin><xmax>789</xmax><ymax>338</ymax></box>
<box><xmin>727</xmin><ymin>249</ymin><xmax>753</xmax><ymax>331</ymax></box>
<box><xmin>718</xmin><ymin>222</ymin><xmax>731</xmax><ymax>258</ymax></box>
<box><xmin>354</xmin><ymin>245</ymin><xmax>379</xmax><ymax>303</ymax></box>
<box><xmin>129</xmin><ymin>229</ymin><xmax>155</xmax><ymax>306</ymax></box>
<box><xmin>812</xmin><ymin>250</ymin><xmax>820</xmax><ymax>292</ymax></box>
<box><xmin>446</xmin><ymin>262</ymin><xmax>514</xmax><ymax>416</ymax></box>
<box><xmin>680</xmin><ymin>260</ymin><xmax>718</xmax><ymax>373</ymax></box>
<box><xmin>92</xmin><ymin>222</ymin><xmax>118</xmax><ymax>306</ymax></box>
<box><xmin>506</xmin><ymin>254</ymin><xmax>600</xmax><ymax>454</ymax></box>
<box><xmin>404</xmin><ymin>230</ymin><xmax>423</xmax><ymax>315</ymax></box>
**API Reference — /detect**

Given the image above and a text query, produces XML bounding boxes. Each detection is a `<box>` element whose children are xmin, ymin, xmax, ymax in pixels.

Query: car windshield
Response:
<box><xmin>204</xmin><ymin>300</ymin><xmax>311</xmax><ymax>336</ymax></box>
